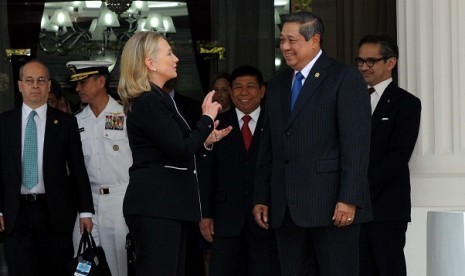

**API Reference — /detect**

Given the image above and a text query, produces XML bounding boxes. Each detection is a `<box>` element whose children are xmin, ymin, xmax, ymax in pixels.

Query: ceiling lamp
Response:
<box><xmin>145</xmin><ymin>12</ymin><xmax>164</xmax><ymax>32</ymax></box>
<box><xmin>106</xmin><ymin>0</ymin><xmax>133</xmax><ymax>15</ymax></box>
<box><xmin>49</xmin><ymin>9</ymin><xmax>73</xmax><ymax>29</ymax></box>
<box><xmin>97</xmin><ymin>6</ymin><xmax>121</xmax><ymax>27</ymax></box>
<box><xmin>39</xmin><ymin>1</ymin><xmax>180</xmax><ymax>58</ymax></box>
<box><xmin>162</xmin><ymin>16</ymin><xmax>176</xmax><ymax>34</ymax></box>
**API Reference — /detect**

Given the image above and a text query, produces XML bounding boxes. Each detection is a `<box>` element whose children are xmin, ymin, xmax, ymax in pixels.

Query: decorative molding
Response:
<box><xmin>398</xmin><ymin>0</ymin><xmax>465</xmax><ymax>173</ymax></box>
<box><xmin>5</xmin><ymin>49</ymin><xmax>31</xmax><ymax>61</ymax></box>
<box><xmin>291</xmin><ymin>0</ymin><xmax>313</xmax><ymax>12</ymax></box>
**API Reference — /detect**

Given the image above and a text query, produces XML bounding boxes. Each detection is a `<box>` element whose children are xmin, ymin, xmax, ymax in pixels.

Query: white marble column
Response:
<box><xmin>397</xmin><ymin>1</ymin><xmax>465</xmax><ymax>276</ymax></box>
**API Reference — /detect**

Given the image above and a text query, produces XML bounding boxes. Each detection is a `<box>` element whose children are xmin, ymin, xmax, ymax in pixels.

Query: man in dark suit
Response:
<box><xmin>0</xmin><ymin>59</ymin><xmax>94</xmax><ymax>276</ymax></box>
<box><xmin>356</xmin><ymin>34</ymin><xmax>421</xmax><ymax>276</ymax></box>
<box><xmin>199</xmin><ymin>65</ymin><xmax>280</xmax><ymax>275</ymax></box>
<box><xmin>252</xmin><ymin>12</ymin><xmax>372</xmax><ymax>276</ymax></box>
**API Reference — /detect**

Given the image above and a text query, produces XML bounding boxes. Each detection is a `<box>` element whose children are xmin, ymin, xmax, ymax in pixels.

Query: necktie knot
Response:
<box><xmin>242</xmin><ymin>115</ymin><xmax>251</xmax><ymax>124</ymax></box>
<box><xmin>295</xmin><ymin>72</ymin><xmax>304</xmax><ymax>82</ymax></box>
<box><xmin>368</xmin><ymin>87</ymin><xmax>376</xmax><ymax>95</ymax></box>
<box><xmin>28</xmin><ymin>110</ymin><xmax>37</xmax><ymax>120</ymax></box>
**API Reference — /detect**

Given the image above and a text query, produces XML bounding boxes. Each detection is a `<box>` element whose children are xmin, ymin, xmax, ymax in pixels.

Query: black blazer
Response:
<box><xmin>254</xmin><ymin>52</ymin><xmax>372</xmax><ymax>228</ymax></box>
<box><xmin>0</xmin><ymin>106</ymin><xmax>94</xmax><ymax>233</ymax></box>
<box><xmin>368</xmin><ymin>82</ymin><xmax>421</xmax><ymax>222</ymax></box>
<box><xmin>123</xmin><ymin>85</ymin><xmax>214</xmax><ymax>222</ymax></box>
<box><xmin>173</xmin><ymin>91</ymin><xmax>202</xmax><ymax>129</ymax></box>
<box><xmin>199</xmin><ymin>108</ymin><xmax>271</xmax><ymax>237</ymax></box>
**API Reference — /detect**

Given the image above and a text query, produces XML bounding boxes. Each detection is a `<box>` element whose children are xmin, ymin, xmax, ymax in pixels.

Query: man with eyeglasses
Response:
<box><xmin>356</xmin><ymin>33</ymin><xmax>421</xmax><ymax>276</ymax></box>
<box><xmin>0</xmin><ymin>59</ymin><xmax>94</xmax><ymax>276</ymax></box>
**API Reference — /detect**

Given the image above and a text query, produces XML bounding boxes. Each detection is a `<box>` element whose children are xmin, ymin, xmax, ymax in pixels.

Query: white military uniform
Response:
<box><xmin>73</xmin><ymin>96</ymin><xmax>132</xmax><ymax>276</ymax></box>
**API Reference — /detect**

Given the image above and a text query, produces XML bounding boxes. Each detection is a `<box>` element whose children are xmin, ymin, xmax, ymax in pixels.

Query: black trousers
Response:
<box><xmin>4</xmin><ymin>197</ymin><xmax>74</xmax><ymax>276</ymax></box>
<box><xmin>209</xmin><ymin>221</ymin><xmax>281</xmax><ymax>276</ymax></box>
<box><xmin>359</xmin><ymin>221</ymin><xmax>408</xmax><ymax>276</ymax></box>
<box><xmin>275</xmin><ymin>211</ymin><xmax>361</xmax><ymax>276</ymax></box>
<box><xmin>125</xmin><ymin>214</ymin><xmax>186</xmax><ymax>276</ymax></box>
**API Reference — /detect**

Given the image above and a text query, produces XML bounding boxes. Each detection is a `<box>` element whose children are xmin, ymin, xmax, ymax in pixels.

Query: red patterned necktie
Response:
<box><xmin>241</xmin><ymin>115</ymin><xmax>252</xmax><ymax>151</ymax></box>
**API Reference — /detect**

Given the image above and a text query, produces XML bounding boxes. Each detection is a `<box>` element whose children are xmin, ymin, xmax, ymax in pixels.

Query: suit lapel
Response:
<box><xmin>227</xmin><ymin>109</ymin><xmax>263</xmax><ymax>157</ymax></box>
<box><xmin>153</xmin><ymin>86</ymin><xmax>191</xmax><ymax>132</ymax></box>
<box><xmin>371</xmin><ymin>82</ymin><xmax>400</xmax><ymax>133</ymax></box>
<box><xmin>12</xmin><ymin>109</ymin><xmax>22</xmax><ymax>179</ymax></box>
<box><xmin>43</xmin><ymin>108</ymin><xmax>60</xmax><ymax>165</ymax></box>
<box><xmin>247</xmin><ymin>110</ymin><xmax>263</xmax><ymax>156</ymax></box>
<box><xmin>288</xmin><ymin>53</ymin><xmax>331</xmax><ymax>127</ymax></box>
<box><xmin>279</xmin><ymin>71</ymin><xmax>293</xmax><ymax>123</ymax></box>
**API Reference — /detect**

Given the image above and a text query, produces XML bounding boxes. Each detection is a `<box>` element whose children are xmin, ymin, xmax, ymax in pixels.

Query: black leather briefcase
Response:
<box><xmin>69</xmin><ymin>230</ymin><xmax>112</xmax><ymax>276</ymax></box>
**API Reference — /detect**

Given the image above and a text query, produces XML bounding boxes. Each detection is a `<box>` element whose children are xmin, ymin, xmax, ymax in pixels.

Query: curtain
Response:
<box><xmin>0</xmin><ymin>1</ymin><xmax>13</xmax><ymax>112</ymax></box>
<box><xmin>312</xmin><ymin>0</ymin><xmax>397</xmax><ymax>66</ymax></box>
<box><xmin>211</xmin><ymin>0</ymin><xmax>275</xmax><ymax>82</ymax></box>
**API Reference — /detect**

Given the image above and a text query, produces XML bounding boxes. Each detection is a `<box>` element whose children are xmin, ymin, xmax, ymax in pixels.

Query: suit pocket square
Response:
<box><xmin>381</xmin><ymin>118</ymin><xmax>389</xmax><ymax>121</ymax></box>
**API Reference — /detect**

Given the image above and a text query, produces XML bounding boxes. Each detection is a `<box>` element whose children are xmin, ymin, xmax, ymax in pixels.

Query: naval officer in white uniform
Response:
<box><xmin>68</xmin><ymin>60</ymin><xmax>133</xmax><ymax>276</ymax></box>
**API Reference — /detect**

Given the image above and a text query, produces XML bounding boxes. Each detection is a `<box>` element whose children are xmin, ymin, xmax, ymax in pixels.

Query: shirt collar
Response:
<box><xmin>296</xmin><ymin>49</ymin><xmax>323</xmax><ymax>79</ymax></box>
<box><xmin>370</xmin><ymin>78</ymin><xmax>393</xmax><ymax>97</ymax></box>
<box><xmin>235</xmin><ymin>106</ymin><xmax>261</xmax><ymax>123</ymax></box>
<box><xmin>22</xmin><ymin>103</ymin><xmax>47</xmax><ymax>120</ymax></box>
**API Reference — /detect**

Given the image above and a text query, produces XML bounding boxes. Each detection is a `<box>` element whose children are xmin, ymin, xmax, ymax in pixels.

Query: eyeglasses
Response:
<box><xmin>21</xmin><ymin>77</ymin><xmax>48</xmax><ymax>86</ymax></box>
<box><xmin>355</xmin><ymin>57</ymin><xmax>386</xmax><ymax>68</ymax></box>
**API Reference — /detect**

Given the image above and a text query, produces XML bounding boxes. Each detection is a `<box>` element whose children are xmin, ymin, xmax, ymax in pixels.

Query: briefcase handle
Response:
<box><xmin>76</xmin><ymin>229</ymin><xmax>98</xmax><ymax>255</ymax></box>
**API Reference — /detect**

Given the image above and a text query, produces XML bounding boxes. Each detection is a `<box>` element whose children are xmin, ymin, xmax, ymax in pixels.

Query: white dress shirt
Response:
<box><xmin>235</xmin><ymin>106</ymin><xmax>261</xmax><ymax>135</ymax></box>
<box><xmin>370</xmin><ymin>78</ymin><xmax>393</xmax><ymax>114</ymax></box>
<box><xmin>294</xmin><ymin>49</ymin><xmax>323</xmax><ymax>86</ymax></box>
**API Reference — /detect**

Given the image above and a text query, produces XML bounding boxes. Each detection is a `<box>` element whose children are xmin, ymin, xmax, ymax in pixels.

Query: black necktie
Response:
<box><xmin>368</xmin><ymin>87</ymin><xmax>376</xmax><ymax>95</ymax></box>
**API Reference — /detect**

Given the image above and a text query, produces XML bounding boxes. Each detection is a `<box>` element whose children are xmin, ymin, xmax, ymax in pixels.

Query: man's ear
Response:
<box><xmin>310</xmin><ymin>34</ymin><xmax>321</xmax><ymax>47</ymax></box>
<box><xmin>386</xmin><ymin>57</ymin><xmax>397</xmax><ymax>70</ymax></box>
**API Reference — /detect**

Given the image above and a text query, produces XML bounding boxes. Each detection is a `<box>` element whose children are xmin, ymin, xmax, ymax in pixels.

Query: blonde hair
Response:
<box><xmin>118</xmin><ymin>31</ymin><xmax>164</xmax><ymax>113</ymax></box>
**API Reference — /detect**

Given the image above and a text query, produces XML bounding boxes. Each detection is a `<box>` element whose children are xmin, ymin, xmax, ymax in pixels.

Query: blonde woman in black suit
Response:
<box><xmin>118</xmin><ymin>31</ymin><xmax>232</xmax><ymax>276</ymax></box>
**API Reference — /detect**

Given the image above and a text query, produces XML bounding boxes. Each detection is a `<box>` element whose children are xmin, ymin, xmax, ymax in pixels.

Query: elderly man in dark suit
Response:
<box><xmin>356</xmin><ymin>33</ymin><xmax>421</xmax><ymax>276</ymax></box>
<box><xmin>252</xmin><ymin>11</ymin><xmax>372</xmax><ymax>276</ymax></box>
<box><xmin>199</xmin><ymin>65</ymin><xmax>281</xmax><ymax>275</ymax></box>
<box><xmin>0</xmin><ymin>59</ymin><xmax>94</xmax><ymax>276</ymax></box>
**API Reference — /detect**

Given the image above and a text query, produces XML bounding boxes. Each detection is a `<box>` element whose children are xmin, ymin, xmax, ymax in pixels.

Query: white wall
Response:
<box><xmin>397</xmin><ymin>0</ymin><xmax>465</xmax><ymax>275</ymax></box>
